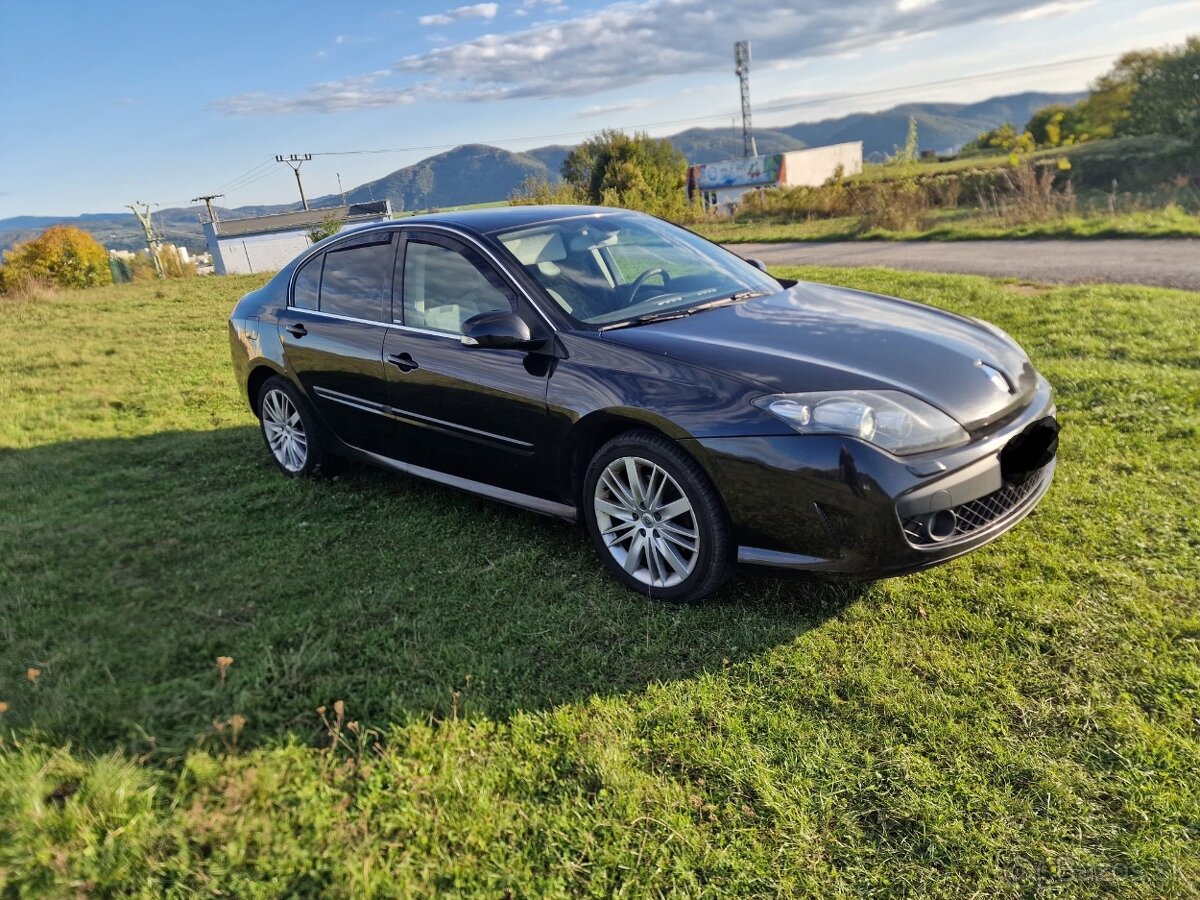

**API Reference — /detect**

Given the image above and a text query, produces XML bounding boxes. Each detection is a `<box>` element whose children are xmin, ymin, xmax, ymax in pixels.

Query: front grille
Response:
<box><xmin>901</xmin><ymin>466</ymin><xmax>1048</xmax><ymax>547</ymax></box>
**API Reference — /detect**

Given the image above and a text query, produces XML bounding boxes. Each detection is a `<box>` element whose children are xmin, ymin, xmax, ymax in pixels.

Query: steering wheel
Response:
<box><xmin>626</xmin><ymin>268</ymin><xmax>670</xmax><ymax>305</ymax></box>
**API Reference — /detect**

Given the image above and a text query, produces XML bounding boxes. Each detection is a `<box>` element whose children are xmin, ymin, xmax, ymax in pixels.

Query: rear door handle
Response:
<box><xmin>387</xmin><ymin>352</ymin><xmax>419</xmax><ymax>373</ymax></box>
<box><xmin>285</xmin><ymin>323</ymin><xmax>308</xmax><ymax>338</ymax></box>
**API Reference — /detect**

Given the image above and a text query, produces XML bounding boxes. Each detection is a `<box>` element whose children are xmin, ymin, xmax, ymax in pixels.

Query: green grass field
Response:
<box><xmin>1</xmin><ymin>269</ymin><xmax>1197</xmax><ymax>896</ymax></box>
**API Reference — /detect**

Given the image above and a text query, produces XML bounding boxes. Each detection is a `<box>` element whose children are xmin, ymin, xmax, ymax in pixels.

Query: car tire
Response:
<box><xmin>583</xmin><ymin>430</ymin><xmax>733</xmax><ymax>603</ymax></box>
<box><xmin>256</xmin><ymin>376</ymin><xmax>338</xmax><ymax>478</ymax></box>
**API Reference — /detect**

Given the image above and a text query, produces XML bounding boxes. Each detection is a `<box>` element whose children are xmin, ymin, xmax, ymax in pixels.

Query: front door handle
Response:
<box><xmin>387</xmin><ymin>352</ymin><xmax>419</xmax><ymax>373</ymax></box>
<box><xmin>285</xmin><ymin>323</ymin><xmax>308</xmax><ymax>338</ymax></box>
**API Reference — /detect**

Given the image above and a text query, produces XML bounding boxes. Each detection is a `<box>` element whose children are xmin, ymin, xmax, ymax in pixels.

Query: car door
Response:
<box><xmin>277</xmin><ymin>231</ymin><xmax>397</xmax><ymax>455</ymax></box>
<box><xmin>380</xmin><ymin>230</ymin><xmax>554</xmax><ymax>498</ymax></box>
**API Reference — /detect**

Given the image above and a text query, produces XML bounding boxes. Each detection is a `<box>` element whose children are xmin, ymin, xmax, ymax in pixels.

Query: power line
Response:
<box><xmin>217</xmin><ymin>157</ymin><xmax>277</xmax><ymax>193</ymax></box>
<box><xmin>753</xmin><ymin>53</ymin><xmax>1118</xmax><ymax>118</ymax></box>
<box><xmin>224</xmin><ymin>165</ymin><xmax>284</xmax><ymax>196</ymax></box>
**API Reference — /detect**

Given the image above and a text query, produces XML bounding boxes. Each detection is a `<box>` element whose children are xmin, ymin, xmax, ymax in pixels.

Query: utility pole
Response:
<box><xmin>276</xmin><ymin>154</ymin><xmax>313</xmax><ymax>209</ymax></box>
<box><xmin>337</xmin><ymin>172</ymin><xmax>347</xmax><ymax>205</ymax></box>
<box><xmin>191</xmin><ymin>193</ymin><xmax>224</xmax><ymax>224</ymax></box>
<box><xmin>127</xmin><ymin>201</ymin><xmax>165</xmax><ymax>279</ymax></box>
<box><xmin>734</xmin><ymin>41</ymin><xmax>758</xmax><ymax>159</ymax></box>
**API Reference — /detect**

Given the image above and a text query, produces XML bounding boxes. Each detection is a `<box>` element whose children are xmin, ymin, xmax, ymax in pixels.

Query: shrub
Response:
<box><xmin>560</xmin><ymin>130</ymin><xmax>695</xmax><ymax>221</ymax></box>
<box><xmin>0</xmin><ymin>226</ymin><xmax>112</xmax><ymax>294</ymax></box>
<box><xmin>306</xmin><ymin>214</ymin><xmax>345</xmax><ymax>245</ymax></box>
<box><xmin>853</xmin><ymin>178</ymin><xmax>929</xmax><ymax>232</ymax></box>
<box><xmin>509</xmin><ymin>176</ymin><xmax>585</xmax><ymax>206</ymax></box>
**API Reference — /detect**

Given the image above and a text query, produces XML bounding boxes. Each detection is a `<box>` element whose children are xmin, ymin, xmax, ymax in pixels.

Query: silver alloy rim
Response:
<box><xmin>261</xmin><ymin>388</ymin><xmax>308</xmax><ymax>473</ymax></box>
<box><xmin>593</xmin><ymin>456</ymin><xmax>699</xmax><ymax>589</ymax></box>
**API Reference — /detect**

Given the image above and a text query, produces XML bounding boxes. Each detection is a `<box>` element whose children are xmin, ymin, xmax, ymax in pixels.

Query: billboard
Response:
<box><xmin>691</xmin><ymin>154</ymin><xmax>783</xmax><ymax>189</ymax></box>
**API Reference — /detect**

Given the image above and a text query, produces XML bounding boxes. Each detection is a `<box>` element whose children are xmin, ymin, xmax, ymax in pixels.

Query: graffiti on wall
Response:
<box><xmin>691</xmin><ymin>154</ymin><xmax>783</xmax><ymax>189</ymax></box>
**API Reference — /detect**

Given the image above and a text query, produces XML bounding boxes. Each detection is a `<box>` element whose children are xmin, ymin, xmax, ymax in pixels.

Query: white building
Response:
<box><xmin>687</xmin><ymin>142</ymin><xmax>864</xmax><ymax>212</ymax></box>
<box><xmin>204</xmin><ymin>201</ymin><xmax>393</xmax><ymax>275</ymax></box>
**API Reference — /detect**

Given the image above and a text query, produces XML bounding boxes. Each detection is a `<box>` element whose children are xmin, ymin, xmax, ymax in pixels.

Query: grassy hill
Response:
<box><xmin>0</xmin><ymin>269</ymin><xmax>1196</xmax><ymax>895</ymax></box>
<box><xmin>783</xmin><ymin>91</ymin><xmax>1085</xmax><ymax>158</ymax></box>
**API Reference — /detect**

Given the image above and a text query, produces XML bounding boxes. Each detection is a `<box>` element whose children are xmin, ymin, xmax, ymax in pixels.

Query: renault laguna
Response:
<box><xmin>229</xmin><ymin>206</ymin><xmax>1058</xmax><ymax>602</ymax></box>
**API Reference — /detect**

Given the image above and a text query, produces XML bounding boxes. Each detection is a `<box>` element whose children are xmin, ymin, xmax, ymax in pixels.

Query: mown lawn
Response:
<box><xmin>0</xmin><ymin>270</ymin><xmax>1197</xmax><ymax>896</ymax></box>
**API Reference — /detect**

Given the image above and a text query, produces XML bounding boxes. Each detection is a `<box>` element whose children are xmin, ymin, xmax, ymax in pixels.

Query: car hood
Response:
<box><xmin>600</xmin><ymin>281</ymin><xmax>1038</xmax><ymax>431</ymax></box>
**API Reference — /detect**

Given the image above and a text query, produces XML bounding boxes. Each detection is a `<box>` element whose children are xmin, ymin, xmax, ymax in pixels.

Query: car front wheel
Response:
<box><xmin>583</xmin><ymin>430</ymin><xmax>732</xmax><ymax>602</ymax></box>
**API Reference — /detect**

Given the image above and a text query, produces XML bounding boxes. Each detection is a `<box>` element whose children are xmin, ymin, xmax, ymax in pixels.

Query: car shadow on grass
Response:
<box><xmin>0</xmin><ymin>426</ymin><xmax>868</xmax><ymax>759</ymax></box>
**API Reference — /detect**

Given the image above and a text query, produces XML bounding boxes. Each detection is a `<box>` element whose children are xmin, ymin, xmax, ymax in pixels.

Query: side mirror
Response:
<box><xmin>461</xmin><ymin>310</ymin><xmax>545</xmax><ymax>352</ymax></box>
<box><xmin>745</xmin><ymin>257</ymin><xmax>770</xmax><ymax>273</ymax></box>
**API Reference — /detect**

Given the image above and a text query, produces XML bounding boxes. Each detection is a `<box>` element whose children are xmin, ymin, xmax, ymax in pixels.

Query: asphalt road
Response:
<box><xmin>727</xmin><ymin>239</ymin><xmax>1200</xmax><ymax>292</ymax></box>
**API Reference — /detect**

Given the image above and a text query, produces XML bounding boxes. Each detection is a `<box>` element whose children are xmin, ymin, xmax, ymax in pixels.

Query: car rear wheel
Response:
<box><xmin>583</xmin><ymin>430</ymin><xmax>732</xmax><ymax>603</ymax></box>
<box><xmin>257</xmin><ymin>376</ymin><xmax>335</xmax><ymax>478</ymax></box>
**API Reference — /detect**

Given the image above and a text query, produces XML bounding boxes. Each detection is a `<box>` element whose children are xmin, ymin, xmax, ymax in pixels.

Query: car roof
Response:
<box><xmin>386</xmin><ymin>204</ymin><xmax>637</xmax><ymax>236</ymax></box>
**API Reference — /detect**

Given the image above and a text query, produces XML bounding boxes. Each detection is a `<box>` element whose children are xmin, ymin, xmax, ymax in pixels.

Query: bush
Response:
<box><xmin>509</xmin><ymin>176</ymin><xmax>585</xmax><ymax>206</ymax></box>
<box><xmin>853</xmin><ymin>178</ymin><xmax>929</xmax><ymax>232</ymax></box>
<box><xmin>306</xmin><ymin>214</ymin><xmax>345</xmax><ymax>245</ymax></box>
<box><xmin>0</xmin><ymin>226</ymin><xmax>112</xmax><ymax>294</ymax></box>
<box><xmin>560</xmin><ymin>130</ymin><xmax>697</xmax><ymax>221</ymax></box>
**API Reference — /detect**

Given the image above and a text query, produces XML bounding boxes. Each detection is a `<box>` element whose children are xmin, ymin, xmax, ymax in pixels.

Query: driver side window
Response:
<box><xmin>401</xmin><ymin>239</ymin><xmax>515</xmax><ymax>334</ymax></box>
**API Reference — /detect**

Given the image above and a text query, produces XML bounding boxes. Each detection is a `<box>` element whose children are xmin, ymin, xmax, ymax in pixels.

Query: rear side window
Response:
<box><xmin>319</xmin><ymin>233</ymin><xmax>396</xmax><ymax>322</ymax></box>
<box><xmin>292</xmin><ymin>253</ymin><xmax>322</xmax><ymax>310</ymax></box>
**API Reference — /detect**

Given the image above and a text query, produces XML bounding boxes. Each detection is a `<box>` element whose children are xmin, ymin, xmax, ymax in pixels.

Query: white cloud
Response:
<box><xmin>577</xmin><ymin>97</ymin><xmax>654</xmax><ymax>117</ymax></box>
<box><xmin>218</xmin><ymin>0</ymin><xmax>1076</xmax><ymax>115</ymax></box>
<box><xmin>420</xmin><ymin>3</ymin><xmax>499</xmax><ymax>25</ymax></box>
<box><xmin>1000</xmin><ymin>0</ymin><xmax>1095</xmax><ymax>21</ymax></box>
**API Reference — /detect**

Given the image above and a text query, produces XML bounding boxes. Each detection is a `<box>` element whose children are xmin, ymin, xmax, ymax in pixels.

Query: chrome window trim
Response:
<box><xmin>278</xmin><ymin>306</ymin><xmax>460</xmax><ymax>341</ymax></box>
<box><xmin>285</xmin><ymin>220</ymin><xmax>560</xmax><ymax>334</ymax></box>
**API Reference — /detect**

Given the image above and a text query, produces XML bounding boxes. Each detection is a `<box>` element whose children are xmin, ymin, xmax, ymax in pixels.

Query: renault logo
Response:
<box><xmin>977</xmin><ymin>361</ymin><xmax>1012</xmax><ymax>393</ymax></box>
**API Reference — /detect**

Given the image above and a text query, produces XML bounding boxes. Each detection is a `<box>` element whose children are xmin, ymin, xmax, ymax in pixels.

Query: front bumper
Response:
<box><xmin>684</xmin><ymin>377</ymin><xmax>1058</xmax><ymax>579</ymax></box>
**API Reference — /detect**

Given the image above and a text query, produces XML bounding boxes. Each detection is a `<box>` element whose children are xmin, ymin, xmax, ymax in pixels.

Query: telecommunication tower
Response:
<box><xmin>734</xmin><ymin>41</ymin><xmax>758</xmax><ymax>159</ymax></box>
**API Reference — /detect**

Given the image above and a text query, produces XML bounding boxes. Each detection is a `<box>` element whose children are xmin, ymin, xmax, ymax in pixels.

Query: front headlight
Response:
<box><xmin>753</xmin><ymin>390</ymin><xmax>969</xmax><ymax>456</ymax></box>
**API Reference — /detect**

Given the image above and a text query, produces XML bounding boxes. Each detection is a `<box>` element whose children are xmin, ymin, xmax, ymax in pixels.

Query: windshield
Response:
<box><xmin>494</xmin><ymin>213</ymin><xmax>781</xmax><ymax>327</ymax></box>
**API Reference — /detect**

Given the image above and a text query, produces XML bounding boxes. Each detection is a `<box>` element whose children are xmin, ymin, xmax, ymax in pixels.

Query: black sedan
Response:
<box><xmin>229</xmin><ymin>206</ymin><xmax>1058</xmax><ymax>602</ymax></box>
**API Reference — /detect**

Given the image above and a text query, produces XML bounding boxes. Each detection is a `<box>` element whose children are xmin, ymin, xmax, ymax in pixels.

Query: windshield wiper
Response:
<box><xmin>599</xmin><ymin>290</ymin><xmax>767</xmax><ymax>331</ymax></box>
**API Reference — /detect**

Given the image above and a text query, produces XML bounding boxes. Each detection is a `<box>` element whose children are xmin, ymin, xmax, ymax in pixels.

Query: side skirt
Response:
<box><xmin>352</xmin><ymin>446</ymin><xmax>578</xmax><ymax>523</ymax></box>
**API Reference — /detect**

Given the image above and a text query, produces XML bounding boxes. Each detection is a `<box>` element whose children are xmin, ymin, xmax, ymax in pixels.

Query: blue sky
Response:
<box><xmin>0</xmin><ymin>0</ymin><xmax>1194</xmax><ymax>218</ymax></box>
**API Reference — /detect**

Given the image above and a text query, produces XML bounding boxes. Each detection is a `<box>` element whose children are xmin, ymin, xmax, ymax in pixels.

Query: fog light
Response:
<box><xmin>924</xmin><ymin>509</ymin><xmax>958</xmax><ymax>542</ymax></box>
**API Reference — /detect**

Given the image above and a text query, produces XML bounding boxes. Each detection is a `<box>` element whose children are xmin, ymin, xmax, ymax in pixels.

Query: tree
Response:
<box><xmin>896</xmin><ymin>115</ymin><xmax>919</xmax><ymax>163</ymax></box>
<box><xmin>306</xmin><ymin>213</ymin><xmax>345</xmax><ymax>245</ymax></box>
<box><xmin>560</xmin><ymin>130</ymin><xmax>691</xmax><ymax>219</ymax></box>
<box><xmin>1077</xmin><ymin>48</ymin><xmax>1165</xmax><ymax>139</ymax></box>
<box><xmin>1025</xmin><ymin>105</ymin><xmax>1069</xmax><ymax>147</ymax></box>
<box><xmin>1123</xmin><ymin>36</ymin><xmax>1200</xmax><ymax>140</ymax></box>
<box><xmin>0</xmin><ymin>225</ymin><xmax>112</xmax><ymax>294</ymax></box>
<box><xmin>963</xmin><ymin>122</ymin><xmax>1035</xmax><ymax>154</ymax></box>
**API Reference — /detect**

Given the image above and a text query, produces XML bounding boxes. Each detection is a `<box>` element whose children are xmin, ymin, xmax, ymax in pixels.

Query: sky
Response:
<box><xmin>0</xmin><ymin>0</ymin><xmax>1195</xmax><ymax>219</ymax></box>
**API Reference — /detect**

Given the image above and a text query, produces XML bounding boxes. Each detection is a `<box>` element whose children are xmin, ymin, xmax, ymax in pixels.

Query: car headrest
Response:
<box><xmin>505</xmin><ymin>231</ymin><xmax>566</xmax><ymax>265</ymax></box>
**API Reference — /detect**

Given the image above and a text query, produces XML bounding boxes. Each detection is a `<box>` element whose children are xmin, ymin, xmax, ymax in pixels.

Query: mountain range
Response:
<box><xmin>0</xmin><ymin>91</ymin><xmax>1083</xmax><ymax>255</ymax></box>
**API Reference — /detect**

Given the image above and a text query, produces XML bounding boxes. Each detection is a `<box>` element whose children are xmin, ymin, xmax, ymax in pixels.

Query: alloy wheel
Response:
<box><xmin>261</xmin><ymin>388</ymin><xmax>308</xmax><ymax>473</ymax></box>
<box><xmin>593</xmin><ymin>455</ymin><xmax>699</xmax><ymax>589</ymax></box>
